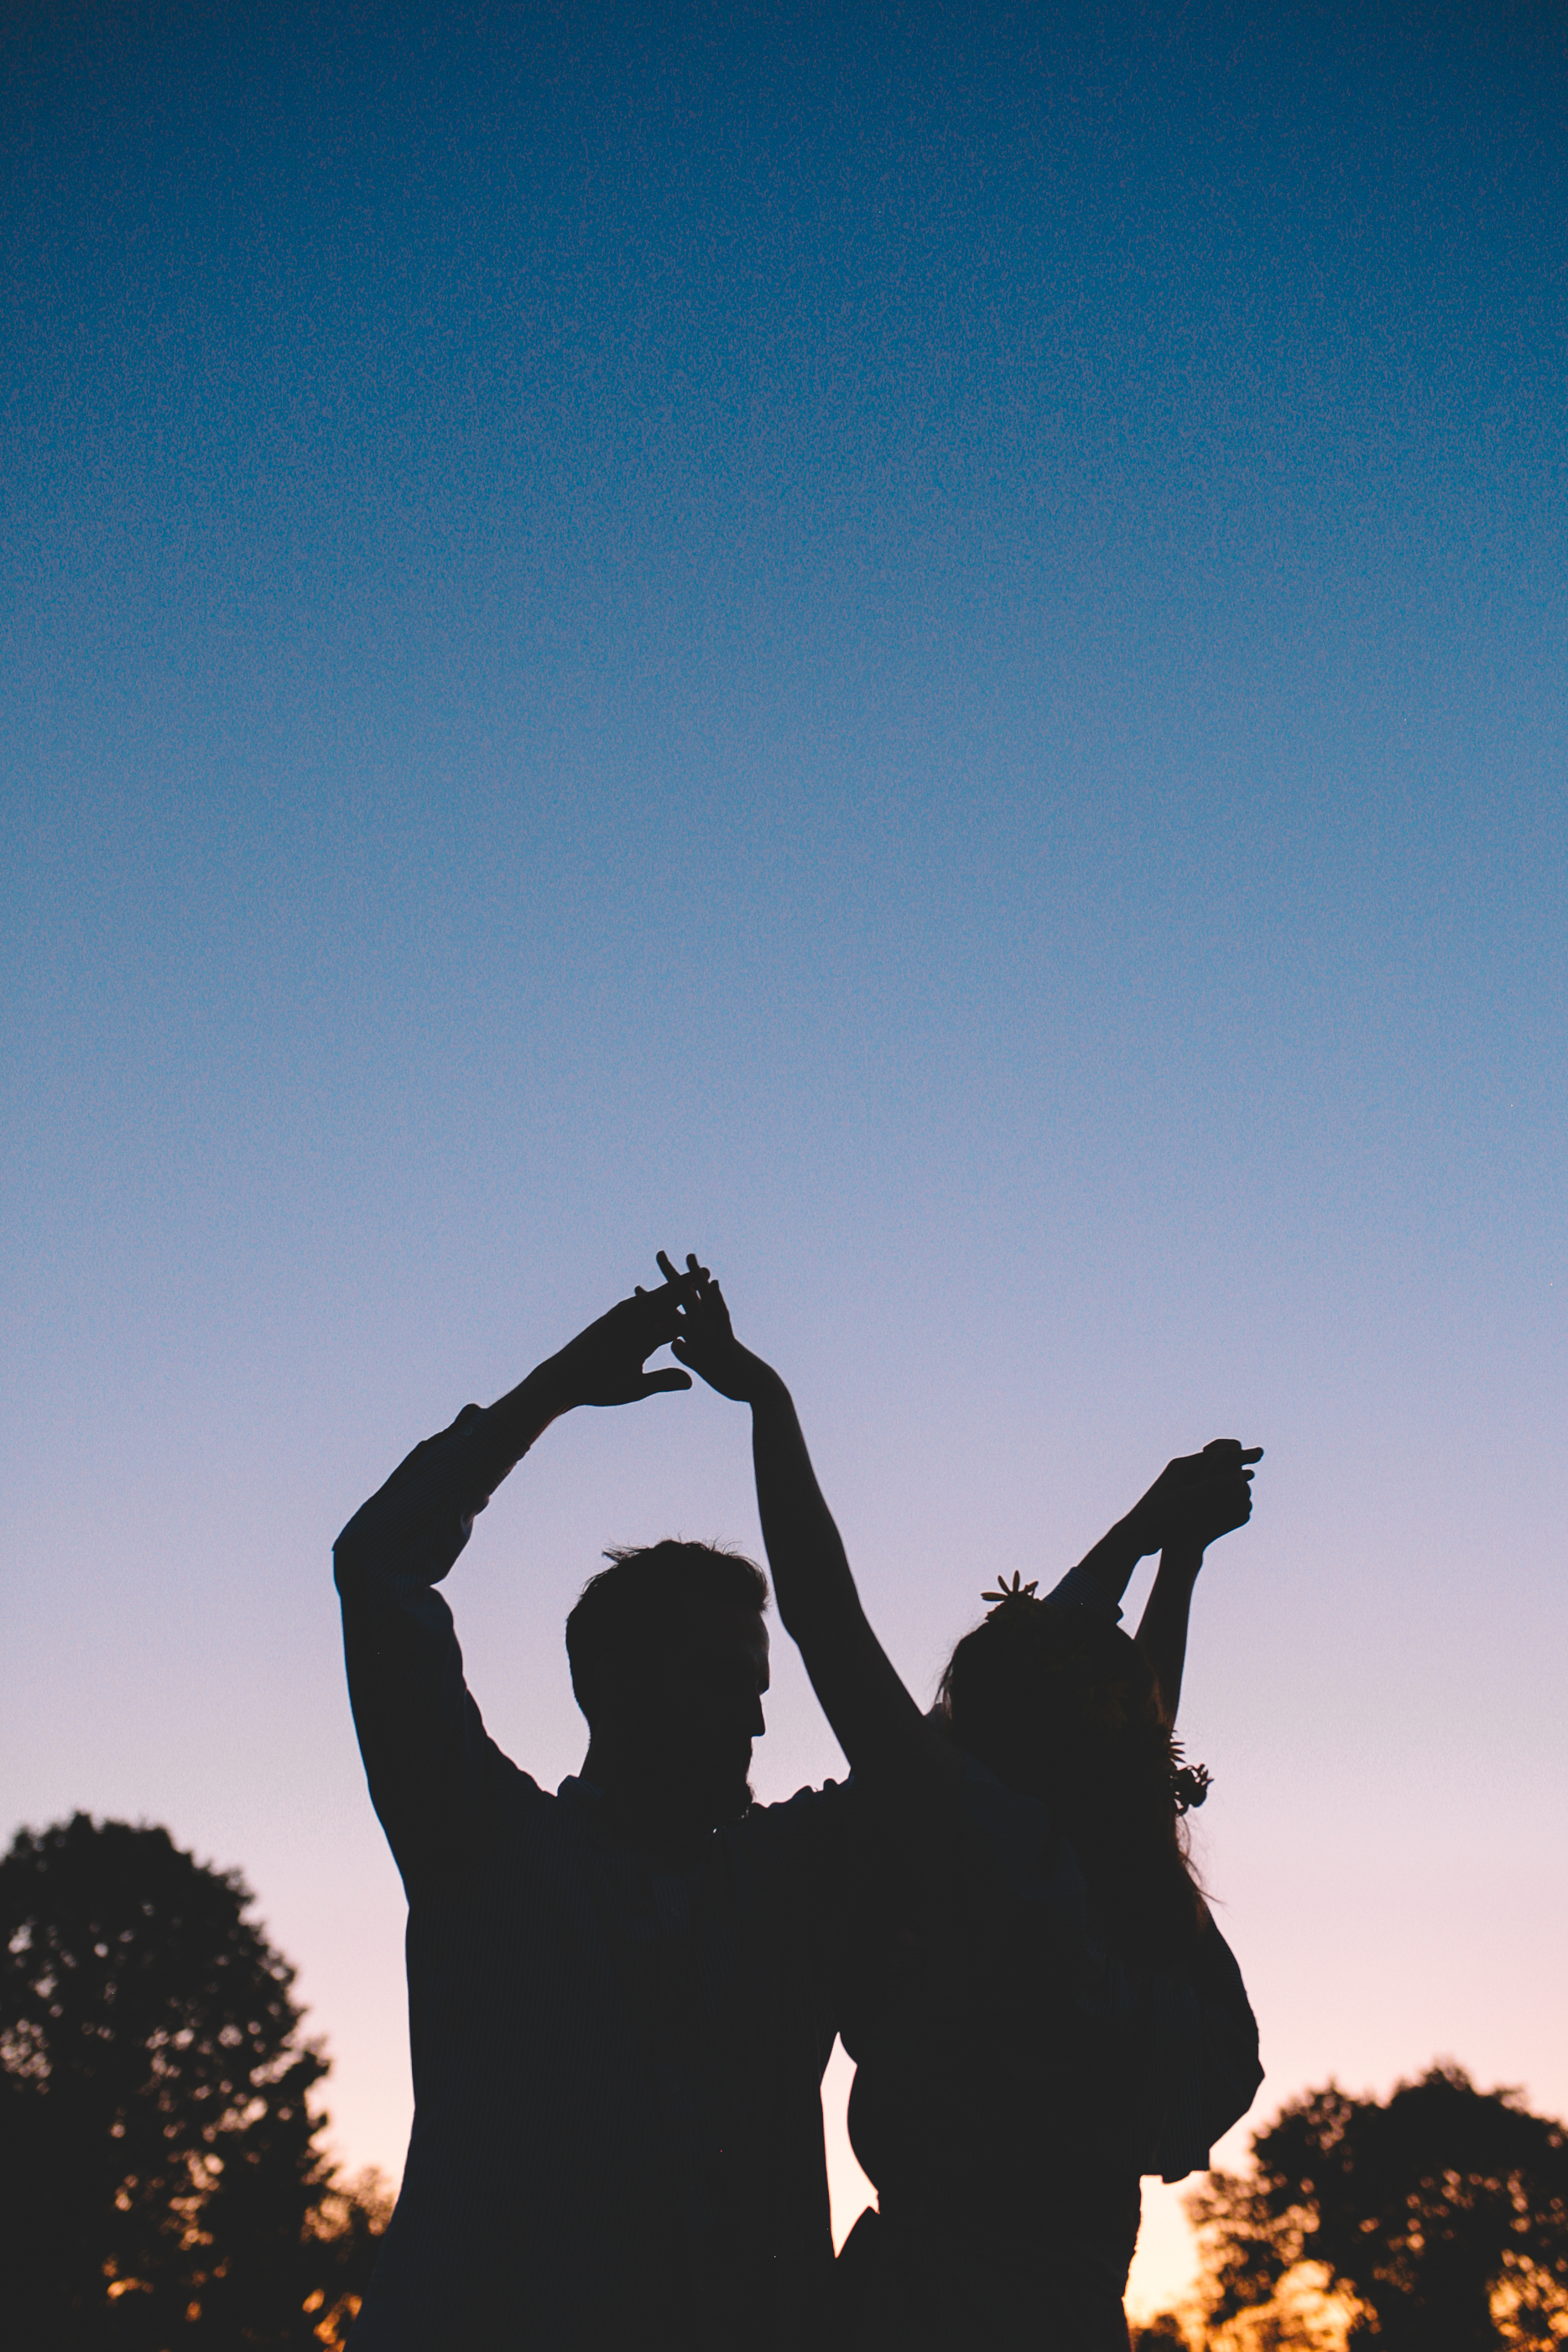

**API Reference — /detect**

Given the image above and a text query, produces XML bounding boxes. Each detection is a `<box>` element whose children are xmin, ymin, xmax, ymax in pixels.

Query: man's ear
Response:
<box><xmin>584</xmin><ymin>1647</ymin><xmax>647</xmax><ymax>1729</ymax></box>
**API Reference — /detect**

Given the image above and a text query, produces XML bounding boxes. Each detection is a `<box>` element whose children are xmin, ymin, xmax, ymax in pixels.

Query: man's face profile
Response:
<box><xmin>623</xmin><ymin>1604</ymin><xmax>770</xmax><ymax>1828</ymax></box>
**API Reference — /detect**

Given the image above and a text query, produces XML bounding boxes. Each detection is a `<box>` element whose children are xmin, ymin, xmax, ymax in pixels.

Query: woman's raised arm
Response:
<box><xmin>669</xmin><ymin>1260</ymin><xmax>959</xmax><ymax>1802</ymax></box>
<box><xmin>1131</xmin><ymin>1441</ymin><xmax>1263</xmax><ymax>1722</ymax></box>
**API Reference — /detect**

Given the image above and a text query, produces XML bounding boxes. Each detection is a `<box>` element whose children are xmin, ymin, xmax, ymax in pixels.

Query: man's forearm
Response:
<box><xmin>482</xmin><ymin>1356</ymin><xmax>579</xmax><ymax>1484</ymax></box>
<box><xmin>336</xmin><ymin>1361</ymin><xmax>572</xmax><ymax>1590</ymax></box>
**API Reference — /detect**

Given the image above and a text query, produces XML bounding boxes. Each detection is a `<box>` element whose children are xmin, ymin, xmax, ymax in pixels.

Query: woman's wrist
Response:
<box><xmin>1112</xmin><ymin>1506</ymin><xmax>1161</xmax><ymax>1562</ymax></box>
<box><xmin>1157</xmin><ymin>1539</ymin><xmax>1206</xmax><ymax>1583</ymax></box>
<box><xmin>745</xmin><ymin>1360</ymin><xmax>791</xmax><ymax>1409</ymax></box>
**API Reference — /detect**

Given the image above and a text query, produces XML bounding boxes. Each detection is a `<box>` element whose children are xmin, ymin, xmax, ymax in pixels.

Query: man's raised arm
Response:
<box><xmin>332</xmin><ymin>1266</ymin><xmax>700</xmax><ymax>1882</ymax></box>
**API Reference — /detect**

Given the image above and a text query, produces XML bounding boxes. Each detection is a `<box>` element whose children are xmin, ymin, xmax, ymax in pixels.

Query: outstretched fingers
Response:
<box><xmin>654</xmin><ymin>1248</ymin><xmax>711</xmax><ymax>1291</ymax></box>
<box><xmin>628</xmin><ymin>1249</ymin><xmax>708</xmax><ymax>1348</ymax></box>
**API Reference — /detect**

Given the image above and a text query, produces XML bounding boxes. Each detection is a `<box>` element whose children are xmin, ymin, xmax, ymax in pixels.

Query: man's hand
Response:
<box><xmin>1123</xmin><ymin>1438</ymin><xmax>1263</xmax><ymax>1557</ymax></box>
<box><xmin>543</xmin><ymin>1253</ymin><xmax>707</xmax><ymax>1410</ymax></box>
<box><xmin>669</xmin><ymin>1262</ymin><xmax>779</xmax><ymax>1405</ymax></box>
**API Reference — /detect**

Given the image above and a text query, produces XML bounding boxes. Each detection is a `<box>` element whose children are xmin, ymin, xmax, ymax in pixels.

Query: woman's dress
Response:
<box><xmin>833</xmin><ymin>1761</ymin><xmax>1263</xmax><ymax>2350</ymax></box>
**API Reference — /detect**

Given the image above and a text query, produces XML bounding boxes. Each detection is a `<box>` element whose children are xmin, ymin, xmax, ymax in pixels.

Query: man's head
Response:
<box><xmin>566</xmin><ymin>1541</ymin><xmax>771</xmax><ymax>1832</ymax></box>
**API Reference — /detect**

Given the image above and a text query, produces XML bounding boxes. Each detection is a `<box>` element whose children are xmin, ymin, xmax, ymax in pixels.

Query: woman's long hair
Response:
<box><xmin>937</xmin><ymin>1599</ymin><xmax>1208</xmax><ymax>1967</ymax></box>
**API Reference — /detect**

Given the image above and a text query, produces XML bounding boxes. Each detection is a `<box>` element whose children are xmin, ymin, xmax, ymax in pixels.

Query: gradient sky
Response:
<box><xmin>4</xmin><ymin>1</ymin><xmax>1565</xmax><ymax>2318</ymax></box>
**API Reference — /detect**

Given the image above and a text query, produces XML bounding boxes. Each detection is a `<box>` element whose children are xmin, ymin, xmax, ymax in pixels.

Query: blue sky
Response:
<box><xmin>4</xmin><ymin>0</ymin><xmax>1565</xmax><ymax>2314</ymax></box>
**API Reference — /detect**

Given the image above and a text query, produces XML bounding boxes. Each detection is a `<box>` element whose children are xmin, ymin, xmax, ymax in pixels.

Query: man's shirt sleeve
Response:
<box><xmin>332</xmin><ymin>1403</ymin><xmax>509</xmax><ymax>1886</ymax></box>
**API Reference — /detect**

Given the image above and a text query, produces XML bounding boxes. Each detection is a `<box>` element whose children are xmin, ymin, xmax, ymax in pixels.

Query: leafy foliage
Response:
<box><xmin>0</xmin><ymin>1814</ymin><xmax>387</xmax><ymax>2349</ymax></box>
<box><xmin>1190</xmin><ymin>2065</ymin><xmax>1568</xmax><ymax>2351</ymax></box>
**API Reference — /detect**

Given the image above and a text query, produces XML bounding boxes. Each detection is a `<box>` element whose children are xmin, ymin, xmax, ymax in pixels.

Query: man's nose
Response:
<box><xmin>748</xmin><ymin>1695</ymin><xmax>766</xmax><ymax>1739</ymax></box>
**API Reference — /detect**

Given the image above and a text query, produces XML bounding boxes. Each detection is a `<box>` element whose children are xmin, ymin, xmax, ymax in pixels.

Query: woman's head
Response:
<box><xmin>938</xmin><ymin>1594</ymin><xmax>1208</xmax><ymax>1959</ymax></box>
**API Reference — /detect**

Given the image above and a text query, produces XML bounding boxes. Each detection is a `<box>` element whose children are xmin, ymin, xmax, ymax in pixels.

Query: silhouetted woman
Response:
<box><xmin>836</xmin><ymin>1554</ymin><xmax>1261</xmax><ymax>2349</ymax></box>
<box><xmin>668</xmin><ymin>1258</ymin><xmax>1263</xmax><ymax>2351</ymax></box>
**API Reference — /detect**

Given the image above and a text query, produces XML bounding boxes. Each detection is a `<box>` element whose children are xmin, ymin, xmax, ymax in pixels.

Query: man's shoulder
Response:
<box><xmin>399</xmin><ymin>1760</ymin><xmax>578</xmax><ymax>1897</ymax></box>
<box><xmin>747</xmin><ymin>1773</ymin><xmax>857</xmax><ymax>1816</ymax></box>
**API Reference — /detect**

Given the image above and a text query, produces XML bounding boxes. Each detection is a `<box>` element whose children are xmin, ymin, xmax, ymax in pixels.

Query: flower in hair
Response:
<box><xmin>980</xmin><ymin>1572</ymin><xmax>1040</xmax><ymax>1614</ymax></box>
<box><xmin>1170</xmin><ymin>1753</ymin><xmax>1212</xmax><ymax>1815</ymax></box>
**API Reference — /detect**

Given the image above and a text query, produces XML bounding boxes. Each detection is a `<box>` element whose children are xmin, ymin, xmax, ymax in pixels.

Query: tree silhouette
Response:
<box><xmin>1190</xmin><ymin>2064</ymin><xmax>1568</xmax><ymax>2351</ymax></box>
<box><xmin>0</xmin><ymin>1814</ymin><xmax>386</xmax><ymax>2350</ymax></box>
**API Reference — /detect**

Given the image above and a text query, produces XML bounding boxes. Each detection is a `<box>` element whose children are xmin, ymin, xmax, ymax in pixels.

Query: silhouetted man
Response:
<box><xmin>332</xmin><ymin>1259</ymin><xmax>855</xmax><ymax>2349</ymax></box>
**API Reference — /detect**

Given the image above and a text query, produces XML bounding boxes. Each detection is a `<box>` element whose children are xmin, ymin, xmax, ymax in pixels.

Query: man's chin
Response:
<box><xmin>647</xmin><ymin>1757</ymin><xmax>754</xmax><ymax>1833</ymax></box>
<box><xmin>712</xmin><ymin>1776</ymin><xmax>755</xmax><ymax>1828</ymax></box>
<box><xmin>680</xmin><ymin>1770</ymin><xmax>754</xmax><ymax>1830</ymax></box>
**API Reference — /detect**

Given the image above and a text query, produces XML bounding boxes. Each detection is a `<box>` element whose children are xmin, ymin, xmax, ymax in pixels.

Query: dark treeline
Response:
<box><xmin>1</xmin><ymin>1815</ymin><xmax>387</xmax><ymax>2350</ymax></box>
<box><xmin>5</xmin><ymin>1814</ymin><xmax>1565</xmax><ymax>2349</ymax></box>
<box><xmin>1140</xmin><ymin>2068</ymin><xmax>1568</xmax><ymax>2351</ymax></box>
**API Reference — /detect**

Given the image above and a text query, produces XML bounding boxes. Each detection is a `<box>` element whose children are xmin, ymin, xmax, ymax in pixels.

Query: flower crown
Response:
<box><xmin>1169</xmin><ymin>1749</ymin><xmax>1211</xmax><ymax>1814</ymax></box>
<box><xmin>977</xmin><ymin>1574</ymin><xmax>1213</xmax><ymax>1812</ymax></box>
<box><xmin>980</xmin><ymin>1572</ymin><xmax>1041</xmax><ymax>1612</ymax></box>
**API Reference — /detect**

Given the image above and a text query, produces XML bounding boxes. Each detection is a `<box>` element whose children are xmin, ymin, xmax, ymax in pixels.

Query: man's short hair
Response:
<box><xmin>565</xmin><ymin>1541</ymin><xmax>770</xmax><ymax>1723</ymax></box>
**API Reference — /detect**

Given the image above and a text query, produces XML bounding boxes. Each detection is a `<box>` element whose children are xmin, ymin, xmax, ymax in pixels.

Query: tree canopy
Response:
<box><xmin>1190</xmin><ymin>2064</ymin><xmax>1568</xmax><ymax>2351</ymax></box>
<box><xmin>1</xmin><ymin>1813</ymin><xmax>386</xmax><ymax>2350</ymax></box>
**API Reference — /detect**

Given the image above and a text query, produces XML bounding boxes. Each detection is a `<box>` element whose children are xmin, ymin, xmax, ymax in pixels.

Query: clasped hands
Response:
<box><xmin>1120</xmin><ymin>1439</ymin><xmax>1263</xmax><ymax>1560</ymax></box>
<box><xmin>539</xmin><ymin>1250</ymin><xmax>764</xmax><ymax>1411</ymax></box>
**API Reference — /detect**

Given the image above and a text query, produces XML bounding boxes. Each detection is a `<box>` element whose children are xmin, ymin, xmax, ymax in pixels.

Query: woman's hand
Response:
<box><xmin>1124</xmin><ymin>1438</ymin><xmax>1263</xmax><ymax>1557</ymax></box>
<box><xmin>668</xmin><ymin>1258</ymin><xmax>779</xmax><ymax>1405</ymax></box>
